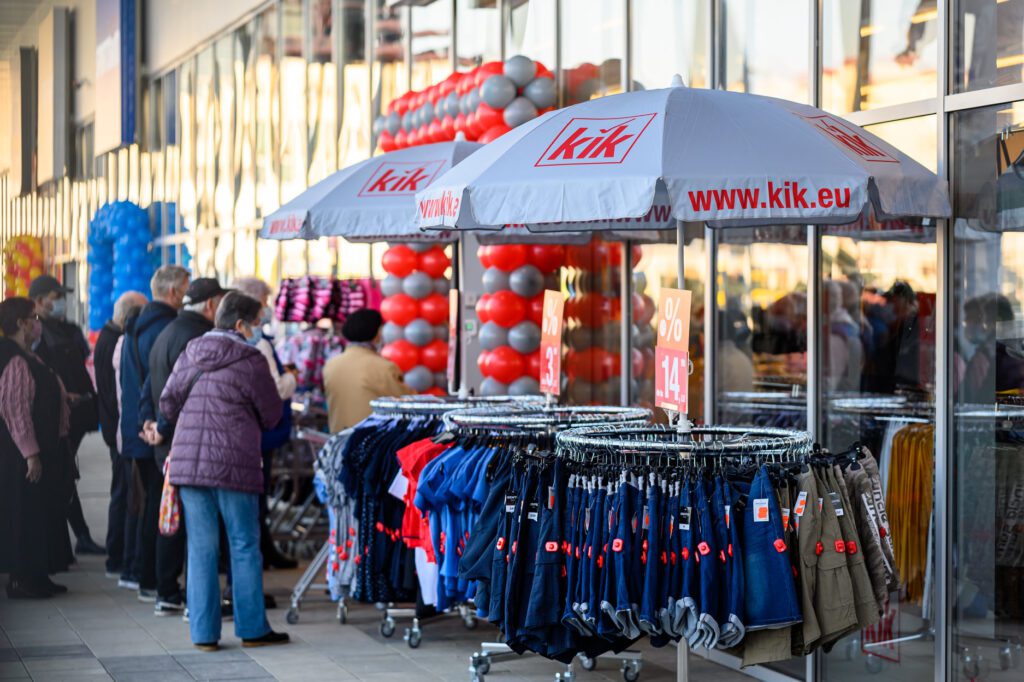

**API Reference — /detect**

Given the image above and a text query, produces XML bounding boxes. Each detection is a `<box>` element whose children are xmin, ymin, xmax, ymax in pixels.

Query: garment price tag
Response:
<box><xmin>782</xmin><ymin>507</ymin><xmax>791</xmax><ymax>530</ymax></box>
<box><xmin>753</xmin><ymin>498</ymin><xmax>770</xmax><ymax>523</ymax></box>
<box><xmin>504</xmin><ymin>493</ymin><xmax>517</xmax><ymax>514</ymax></box>
<box><xmin>654</xmin><ymin>288</ymin><xmax>692</xmax><ymax>413</ymax></box>
<box><xmin>794</xmin><ymin>491</ymin><xmax>808</xmax><ymax>517</ymax></box>
<box><xmin>388</xmin><ymin>472</ymin><xmax>409</xmax><ymax>501</ymax></box>
<box><xmin>829</xmin><ymin>492</ymin><xmax>845</xmax><ymax>516</ymax></box>
<box><xmin>678</xmin><ymin>506</ymin><xmax>691</xmax><ymax>531</ymax></box>
<box><xmin>548</xmin><ymin>485</ymin><xmax>555</xmax><ymax>510</ymax></box>
<box><xmin>527</xmin><ymin>501</ymin><xmax>540</xmax><ymax>522</ymax></box>
<box><xmin>539</xmin><ymin>290</ymin><xmax>565</xmax><ymax>395</ymax></box>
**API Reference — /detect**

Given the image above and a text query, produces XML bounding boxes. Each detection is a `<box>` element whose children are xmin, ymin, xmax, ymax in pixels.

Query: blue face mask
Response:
<box><xmin>50</xmin><ymin>298</ymin><xmax>67</xmax><ymax>319</ymax></box>
<box><xmin>246</xmin><ymin>325</ymin><xmax>263</xmax><ymax>346</ymax></box>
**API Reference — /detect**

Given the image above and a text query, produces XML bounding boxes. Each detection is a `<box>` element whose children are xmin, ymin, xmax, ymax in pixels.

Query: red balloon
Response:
<box><xmin>382</xmin><ymin>245</ymin><xmax>418</xmax><ymax>277</ymax></box>
<box><xmin>394</xmin><ymin>93</ymin><xmax>410</xmax><ymax>115</ymax></box>
<box><xmin>639</xmin><ymin>294</ymin><xmax>656</xmax><ymax>326</ymax></box>
<box><xmin>475</xmin><ymin>61</ymin><xmax>504</xmax><ymax>87</ymax></box>
<box><xmin>488</xmin><ymin>346</ymin><xmax>526</xmax><ymax>384</ymax></box>
<box><xmin>572</xmin><ymin>293</ymin><xmax>613</xmax><ymax>328</ymax></box>
<box><xmin>527</xmin><ymin>244</ymin><xmax>565</xmax><ymax>274</ymax></box>
<box><xmin>477</xmin><ymin>350</ymin><xmax>492</xmax><ymax>374</ymax></box>
<box><xmin>441</xmin><ymin>115</ymin><xmax>456</xmax><ymax>140</ymax></box>
<box><xmin>534</xmin><ymin>62</ymin><xmax>554</xmax><ymax>79</ymax></box>
<box><xmin>424</xmin><ymin>386</ymin><xmax>447</xmax><ymax>397</ymax></box>
<box><xmin>427</xmin><ymin>120</ymin><xmax>444</xmax><ymax>143</ymax></box>
<box><xmin>440</xmin><ymin>74</ymin><xmax>458</xmax><ymax>98</ymax></box>
<box><xmin>406</xmin><ymin>128</ymin><xmax>419</xmax><ymax>147</ymax></box>
<box><xmin>466</xmin><ymin>112</ymin><xmax>484</xmax><ymax>139</ymax></box>
<box><xmin>608</xmin><ymin>243</ymin><xmax>624</xmax><ymax>267</ymax></box>
<box><xmin>642</xmin><ymin>348</ymin><xmax>656</xmax><ymax>379</ymax></box>
<box><xmin>568</xmin><ymin>347</ymin><xmax>614</xmax><ymax>383</ymax></box>
<box><xmin>487</xmin><ymin>290</ymin><xmax>526</xmax><ymax>328</ymax></box>
<box><xmin>488</xmin><ymin>244</ymin><xmax>528</xmax><ymax>272</ymax></box>
<box><xmin>421</xmin><ymin>339</ymin><xmax>448</xmax><ymax>372</ymax></box>
<box><xmin>419</xmin><ymin>246</ymin><xmax>450</xmax><ymax>278</ymax></box>
<box><xmin>394</xmin><ymin>130</ymin><xmax>408</xmax><ymax>149</ymax></box>
<box><xmin>428</xmin><ymin>85</ymin><xmax>441</xmax><ymax>105</ymax></box>
<box><xmin>381</xmin><ymin>340</ymin><xmax>420</xmax><ymax>374</ymax></box>
<box><xmin>476</xmin><ymin>294</ymin><xmax>493</xmax><ymax>323</ymax></box>
<box><xmin>453</xmin><ymin>112</ymin><xmax>468</xmax><ymax>137</ymax></box>
<box><xmin>479</xmin><ymin>123</ymin><xmax>511</xmax><ymax>144</ymax></box>
<box><xmin>420</xmin><ymin>293</ymin><xmax>449</xmax><ymax>325</ymax></box>
<box><xmin>458</xmin><ymin>69</ymin><xmax>476</xmax><ymax>95</ymax></box>
<box><xmin>526</xmin><ymin>350</ymin><xmax>541</xmax><ymax>380</ymax></box>
<box><xmin>380</xmin><ymin>294</ymin><xmax>419</xmax><ymax>326</ymax></box>
<box><xmin>632</xmin><ymin>245</ymin><xmax>643</xmax><ymax>268</ymax></box>
<box><xmin>632</xmin><ymin>293</ymin><xmax>646</xmax><ymax>324</ymax></box>
<box><xmin>379</xmin><ymin>131</ymin><xmax>396</xmax><ymax>152</ymax></box>
<box><xmin>476</xmin><ymin>102</ymin><xmax>504</xmax><ymax>130</ymax></box>
<box><xmin>526</xmin><ymin>294</ymin><xmax>544</xmax><ymax>326</ymax></box>
<box><xmin>631</xmin><ymin>348</ymin><xmax>644</xmax><ymax>377</ymax></box>
<box><xmin>477</xmin><ymin>245</ymin><xmax>492</xmax><ymax>268</ymax></box>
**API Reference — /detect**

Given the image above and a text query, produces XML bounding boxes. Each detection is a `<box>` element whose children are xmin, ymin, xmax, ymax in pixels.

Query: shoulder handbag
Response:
<box><xmin>158</xmin><ymin>369</ymin><xmax>205</xmax><ymax>537</ymax></box>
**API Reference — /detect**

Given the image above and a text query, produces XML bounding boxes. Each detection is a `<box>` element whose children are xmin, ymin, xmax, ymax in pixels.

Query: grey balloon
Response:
<box><xmin>509</xmin><ymin>376</ymin><xmax>540</xmax><ymax>396</ymax></box>
<box><xmin>566</xmin><ymin>326</ymin><xmax>592</xmax><ymax>350</ymax></box>
<box><xmin>479</xmin><ymin>321</ymin><xmax>509</xmax><ymax>351</ymax></box>
<box><xmin>459</xmin><ymin>93</ymin><xmax>472</xmax><ymax>116</ymax></box>
<box><xmin>404</xmin><ymin>319</ymin><xmax>434</xmax><ymax>347</ymax></box>
<box><xmin>480</xmin><ymin>75</ymin><xmax>517</xmax><ymax>109</ymax></box>
<box><xmin>568</xmin><ymin>379</ymin><xmax>595</xmax><ymax>404</ymax></box>
<box><xmin>503</xmin><ymin>97</ymin><xmax>538</xmax><ymax>129</ymax></box>
<box><xmin>402</xmin><ymin>111</ymin><xmax>413</xmax><ymax>132</ymax></box>
<box><xmin>523</xmin><ymin>77</ymin><xmax>556</xmax><ymax>109</ymax></box>
<box><xmin>433</xmin><ymin>324</ymin><xmax>449</xmax><ymax>341</ymax></box>
<box><xmin>406</xmin><ymin>242</ymin><xmax>432</xmax><ymax>253</ymax></box>
<box><xmin>404</xmin><ymin>365</ymin><xmax>434</xmax><ymax>392</ymax></box>
<box><xmin>402</xmin><ymin>272</ymin><xmax>434</xmax><ymax>300</ymax></box>
<box><xmin>382</xmin><ymin>322</ymin><xmax>405</xmax><ymax>345</ymax></box>
<box><xmin>386</xmin><ymin>112</ymin><xmax>401</xmax><ymax>135</ymax></box>
<box><xmin>633</xmin><ymin>271</ymin><xmax>648</xmax><ymax>292</ymax></box>
<box><xmin>504</xmin><ymin>55</ymin><xmax>537</xmax><ymax>87</ymax></box>
<box><xmin>480</xmin><ymin>377</ymin><xmax>509</xmax><ymax>397</ymax></box>
<box><xmin>373</xmin><ymin>116</ymin><xmax>385</xmax><ymax>135</ymax></box>
<box><xmin>635</xmin><ymin>326</ymin><xmax>656</xmax><ymax>348</ymax></box>
<box><xmin>381</xmin><ymin>275</ymin><xmax>404</xmax><ymax>297</ymax></box>
<box><xmin>482</xmin><ymin>267</ymin><xmax>511</xmax><ymax>295</ymax></box>
<box><xmin>509</xmin><ymin>264</ymin><xmax>544</xmax><ymax>298</ymax></box>
<box><xmin>433</xmin><ymin>278</ymin><xmax>450</xmax><ymax>295</ymax></box>
<box><xmin>465</xmin><ymin>88</ymin><xmax>482</xmax><ymax>113</ymax></box>
<box><xmin>508</xmin><ymin>321</ymin><xmax>541</xmax><ymax>354</ymax></box>
<box><xmin>421</xmin><ymin>101</ymin><xmax>435</xmax><ymax>123</ymax></box>
<box><xmin>445</xmin><ymin>92</ymin><xmax>459</xmax><ymax>119</ymax></box>
<box><xmin>433</xmin><ymin>372</ymin><xmax>447</xmax><ymax>388</ymax></box>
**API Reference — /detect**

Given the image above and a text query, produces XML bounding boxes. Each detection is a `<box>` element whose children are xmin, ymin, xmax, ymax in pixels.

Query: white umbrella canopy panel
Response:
<box><xmin>260</xmin><ymin>140</ymin><xmax>483</xmax><ymax>243</ymax></box>
<box><xmin>414</xmin><ymin>85</ymin><xmax>951</xmax><ymax>232</ymax></box>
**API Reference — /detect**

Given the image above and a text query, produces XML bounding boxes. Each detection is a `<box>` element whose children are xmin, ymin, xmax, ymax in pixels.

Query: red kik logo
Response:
<box><xmin>535</xmin><ymin>114</ymin><xmax>657</xmax><ymax>167</ymax></box>
<box><xmin>359</xmin><ymin>160</ymin><xmax>446</xmax><ymax>196</ymax></box>
<box><xmin>798</xmin><ymin>113</ymin><xmax>899</xmax><ymax>163</ymax></box>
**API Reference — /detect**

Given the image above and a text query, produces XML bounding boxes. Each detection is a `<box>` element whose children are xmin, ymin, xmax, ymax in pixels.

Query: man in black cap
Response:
<box><xmin>139</xmin><ymin>277</ymin><xmax>228</xmax><ymax>616</ymax></box>
<box><xmin>29</xmin><ymin>274</ymin><xmax>105</xmax><ymax>555</ymax></box>
<box><xmin>323</xmin><ymin>308</ymin><xmax>412</xmax><ymax>432</ymax></box>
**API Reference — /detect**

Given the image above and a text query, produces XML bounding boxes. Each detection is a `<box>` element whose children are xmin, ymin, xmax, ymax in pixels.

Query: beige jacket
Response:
<box><xmin>323</xmin><ymin>345</ymin><xmax>413</xmax><ymax>432</ymax></box>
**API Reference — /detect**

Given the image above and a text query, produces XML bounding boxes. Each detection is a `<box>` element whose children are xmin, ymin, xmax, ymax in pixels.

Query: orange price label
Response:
<box><xmin>656</xmin><ymin>288</ymin><xmax>692</xmax><ymax>351</ymax></box>
<box><xmin>539</xmin><ymin>290</ymin><xmax>564</xmax><ymax>396</ymax></box>
<box><xmin>446</xmin><ymin>290</ymin><xmax>459</xmax><ymax>387</ymax></box>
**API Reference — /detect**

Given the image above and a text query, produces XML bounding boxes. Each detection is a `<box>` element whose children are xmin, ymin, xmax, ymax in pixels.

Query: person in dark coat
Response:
<box><xmin>156</xmin><ymin>292</ymin><xmax>288</xmax><ymax>651</ymax></box>
<box><xmin>120</xmin><ymin>265</ymin><xmax>190</xmax><ymax>602</ymax></box>
<box><xmin>0</xmin><ymin>297</ymin><xmax>75</xmax><ymax>598</ymax></box>
<box><xmin>29</xmin><ymin>274</ymin><xmax>104</xmax><ymax>555</ymax></box>
<box><xmin>140</xmin><ymin>277</ymin><xmax>228</xmax><ymax>615</ymax></box>
<box><xmin>94</xmin><ymin>291</ymin><xmax>148</xmax><ymax>579</ymax></box>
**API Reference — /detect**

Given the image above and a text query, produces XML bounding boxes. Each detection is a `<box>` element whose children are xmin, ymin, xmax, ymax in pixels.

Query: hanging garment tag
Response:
<box><xmin>388</xmin><ymin>472</ymin><xmax>409</xmax><ymax>500</ymax></box>
<box><xmin>678</xmin><ymin>506</ymin><xmax>692</xmax><ymax>531</ymax></box>
<box><xmin>527</xmin><ymin>501</ymin><xmax>540</xmax><ymax>522</ymax></box>
<box><xmin>829</xmin><ymin>492</ymin><xmax>845</xmax><ymax>516</ymax></box>
<box><xmin>585</xmin><ymin>507</ymin><xmax>591</xmax><ymax>531</ymax></box>
<box><xmin>505</xmin><ymin>493</ymin><xmax>517</xmax><ymax>514</ymax></box>
<box><xmin>753</xmin><ymin>498</ymin><xmax>770</xmax><ymax>523</ymax></box>
<box><xmin>724</xmin><ymin>505</ymin><xmax>731</xmax><ymax>529</ymax></box>
<box><xmin>794</xmin><ymin>491</ymin><xmax>808</xmax><ymax>517</ymax></box>
<box><xmin>781</xmin><ymin>507</ymin><xmax>791</xmax><ymax>530</ymax></box>
<box><xmin>642</xmin><ymin>511</ymin><xmax>650</xmax><ymax>530</ymax></box>
<box><xmin>818</xmin><ymin>497</ymin><xmax>824</xmax><ymax>512</ymax></box>
<box><xmin>548</xmin><ymin>486</ymin><xmax>555</xmax><ymax>510</ymax></box>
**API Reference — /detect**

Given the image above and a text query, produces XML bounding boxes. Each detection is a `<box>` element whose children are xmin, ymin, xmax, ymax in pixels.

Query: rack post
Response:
<box><xmin>675</xmin><ymin>220</ymin><xmax>690</xmax><ymax>681</ymax></box>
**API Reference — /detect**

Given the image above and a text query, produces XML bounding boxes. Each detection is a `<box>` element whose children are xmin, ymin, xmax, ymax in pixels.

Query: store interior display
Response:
<box><xmin>2</xmin><ymin>235</ymin><xmax>44</xmax><ymax>298</ymax></box>
<box><xmin>276</xmin><ymin>327</ymin><xmax>346</xmax><ymax>395</ymax></box>
<box><xmin>86</xmin><ymin>201</ymin><xmax>157</xmax><ymax>331</ymax></box>
<box><xmin>274</xmin><ymin>276</ymin><xmax>382</xmax><ymax>324</ymax></box>
<box><xmin>379</xmin><ymin>243</ymin><xmax>452</xmax><ymax>396</ymax></box>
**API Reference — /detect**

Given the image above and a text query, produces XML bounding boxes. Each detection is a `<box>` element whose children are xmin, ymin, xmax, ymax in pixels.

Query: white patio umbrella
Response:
<box><xmin>260</xmin><ymin>140</ymin><xmax>482</xmax><ymax>242</ymax></box>
<box><xmin>415</xmin><ymin>80</ymin><xmax>951</xmax><ymax>232</ymax></box>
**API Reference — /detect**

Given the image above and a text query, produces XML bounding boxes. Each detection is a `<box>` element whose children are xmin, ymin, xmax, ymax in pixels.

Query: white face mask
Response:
<box><xmin>50</xmin><ymin>298</ymin><xmax>67</xmax><ymax>319</ymax></box>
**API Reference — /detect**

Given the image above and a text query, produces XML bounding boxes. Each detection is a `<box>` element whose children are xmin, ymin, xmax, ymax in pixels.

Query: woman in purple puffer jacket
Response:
<box><xmin>157</xmin><ymin>292</ymin><xmax>289</xmax><ymax>652</ymax></box>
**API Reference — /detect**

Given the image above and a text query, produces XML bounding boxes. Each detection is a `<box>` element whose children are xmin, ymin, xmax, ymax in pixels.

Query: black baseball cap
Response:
<box><xmin>183</xmin><ymin>278</ymin><xmax>230</xmax><ymax>305</ymax></box>
<box><xmin>28</xmin><ymin>275</ymin><xmax>73</xmax><ymax>299</ymax></box>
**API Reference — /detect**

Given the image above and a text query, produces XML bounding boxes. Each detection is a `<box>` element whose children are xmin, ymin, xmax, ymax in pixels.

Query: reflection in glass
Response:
<box><xmin>716</xmin><ymin>226</ymin><xmax>808</xmax><ymax>433</ymax></box>
<box><xmin>865</xmin><ymin>115</ymin><xmax>938</xmax><ymax>173</ymax></box>
<box><xmin>722</xmin><ymin>0</ymin><xmax>809</xmax><ymax>102</ymax></box>
<box><xmin>308</xmin><ymin>0</ymin><xmax>337</xmax><ymax>185</ymax></box>
<box><xmin>196</xmin><ymin>47</ymin><xmax>215</xmax><ymax>231</ymax></box>
<box><xmin>632</xmin><ymin>0</ymin><xmax>708</xmax><ymax>91</ymax></box>
<box><xmin>214</xmin><ymin>35</ymin><xmax>235</xmax><ymax>229</ymax></box>
<box><xmin>955</xmin><ymin>0</ymin><xmax>1024</xmax><ymax>93</ymax></box>
<box><xmin>281</xmin><ymin>0</ymin><xmax>308</xmax><ymax>204</ymax></box>
<box><xmin>953</xmin><ymin>101</ymin><xmax>1024</xmax><ymax>682</ymax></box>
<box><xmin>822</xmin><ymin>0</ymin><xmax>938</xmax><ymax>113</ymax></box>
<box><xmin>372</xmin><ymin>0</ymin><xmax>408</xmax><ymax>133</ymax></box>
<box><xmin>412</xmin><ymin>0</ymin><xmax>453</xmax><ymax>90</ymax></box>
<box><xmin>456</xmin><ymin>0</ymin><xmax>500</xmax><ymax>69</ymax></box>
<box><xmin>338</xmin><ymin>0</ymin><xmax>371</xmax><ymax>167</ymax></box>
<box><xmin>507</xmin><ymin>0</ymin><xmax>556</xmax><ymax>70</ymax></box>
<box><xmin>820</xmin><ymin>218</ymin><xmax>937</xmax><ymax>681</ymax></box>
<box><xmin>255</xmin><ymin>7</ymin><xmax>279</xmax><ymax>217</ymax></box>
<box><xmin>559</xmin><ymin>0</ymin><xmax>624</xmax><ymax>105</ymax></box>
<box><xmin>235</xmin><ymin>22</ymin><xmax>257</xmax><ymax>228</ymax></box>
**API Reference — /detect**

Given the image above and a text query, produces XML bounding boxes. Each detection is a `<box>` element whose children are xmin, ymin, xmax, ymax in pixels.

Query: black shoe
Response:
<box><xmin>242</xmin><ymin>630</ymin><xmax>290</xmax><ymax>648</ymax></box>
<box><xmin>6</xmin><ymin>579</ymin><xmax>52</xmax><ymax>599</ymax></box>
<box><xmin>263</xmin><ymin>545</ymin><xmax>298</xmax><ymax>570</ymax></box>
<box><xmin>75</xmin><ymin>536</ymin><xmax>106</xmax><ymax>555</ymax></box>
<box><xmin>264</xmin><ymin>593</ymin><xmax>277</xmax><ymax>610</ymax></box>
<box><xmin>43</xmin><ymin>578</ymin><xmax>68</xmax><ymax>595</ymax></box>
<box><xmin>155</xmin><ymin>593</ymin><xmax>186</xmax><ymax>616</ymax></box>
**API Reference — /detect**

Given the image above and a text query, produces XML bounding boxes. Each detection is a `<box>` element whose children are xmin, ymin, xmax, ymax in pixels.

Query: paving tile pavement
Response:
<box><xmin>0</xmin><ymin>433</ymin><xmax>752</xmax><ymax>681</ymax></box>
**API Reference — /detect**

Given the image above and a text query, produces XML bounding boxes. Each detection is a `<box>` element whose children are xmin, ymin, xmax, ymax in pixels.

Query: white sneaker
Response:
<box><xmin>118</xmin><ymin>578</ymin><xmax>140</xmax><ymax>590</ymax></box>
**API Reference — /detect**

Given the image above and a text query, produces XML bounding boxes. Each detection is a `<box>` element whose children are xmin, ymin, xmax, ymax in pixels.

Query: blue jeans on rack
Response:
<box><xmin>179</xmin><ymin>486</ymin><xmax>270</xmax><ymax>644</ymax></box>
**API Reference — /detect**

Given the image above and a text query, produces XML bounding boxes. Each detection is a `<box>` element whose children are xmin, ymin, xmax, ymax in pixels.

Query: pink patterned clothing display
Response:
<box><xmin>276</xmin><ymin>329</ymin><xmax>346</xmax><ymax>392</ymax></box>
<box><xmin>0</xmin><ymin>354</ymin><xmax>71</xmax><ymax>458</ymax></box>
<box><xmin>274</xmin><ymin>278</ymin><xmax>381</xmax><ymax>324</ymax></box>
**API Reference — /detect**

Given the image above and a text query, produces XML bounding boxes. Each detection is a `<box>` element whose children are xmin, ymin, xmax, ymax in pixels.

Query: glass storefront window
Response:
<box><xmin>214</xmin><ymin>35</ymin><xmax>235</xmax><ymax>229</ymax></box>
<box><xmin>955</xmin><ymin>0</ymin><xmax>1024</xmax><ymax>93</ymax></box>
<box><xmin>507</xmin><ymin>0</ymin><xmax>555</xmax><ymax>68</ymax></box>
<box><xmin>255</xmin><ymin>6</ymin><xmax>279</xmax><ymax>217</ymax></box>
<box><xmin>179</xmin><ymin>57</ymin><xmax>197</xmax><ymax>233</ymax></box>
<box><xmin>952</xmin><ymin>100</ymin><xmax>1024</xmax><ymax>682</ymax></box>
<box><xmin>715</xmin><ymin>226</ymin><xmax>808</xmax><ymax>433</ymax></box>
<box><xmin>822</xmin><ymin>0</ymin><xmax>938</xmax><ymax>113</ymax></box>
<box><xmin>865</xmin><ymin>115</ymin><xmax>939</xmax><ymax>173</ymax></box>
<box><xmin>235</xmin><ymin>22</ymin><xmax>257</xmax><ymax>228</ymax></box>
<box><xmin>559</xmin><ymin>0</ymin><xmax>624</xmax><ymax>105</ymax></box>
<box><xmin>372</xmin><ymin>0</ymin><xmax>408</xmax><ymax>131</ymax></box>
<box><xmin>456</xmin><ymin>0</ymin><xmax>500</xmax><ymax>68</ymax></box>
<box><xmin>338</xmin><ymin>0</ymin><xmax>371</xmax><ymax>167</ymax></box>
<box><xmin>632</xmin><ymin>0</ymin><xmax>708</xmax><ymax>91</ymax></box>
<box><xmin>281</xmin><ymin>0</ymin><xmax>308</xmax><ymax>204</ymax></box>
<box><xmin>308</xmin><ymin>0</ymin><xmax>338</xmax><ymax>185</ymax></box>
<box><xmin>722</xmin><ymin>0</ymin><xmax>809</xmax><ymax>102</ymax></box>
<box><xmin>411</xmin><ymin>0</ymin><xmax>453</xmax><ymax>90</ymax></box>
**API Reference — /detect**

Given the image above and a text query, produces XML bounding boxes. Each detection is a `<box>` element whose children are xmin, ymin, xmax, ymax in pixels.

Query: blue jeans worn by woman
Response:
<box><xmin>179</xmin><ymin>486</ymin><xmax>270</xmax><ymax>644</ymax></box>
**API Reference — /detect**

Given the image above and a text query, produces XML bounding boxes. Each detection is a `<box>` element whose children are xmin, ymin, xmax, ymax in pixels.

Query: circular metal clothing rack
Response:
<box><xmin>369</xmin><ymin>394</ymin><xmax>542</xmax><ymax>416</ymax></box>
<box><xmin>442</xmin><ymin>404</ymin><xmax>652</xmax><ymax>433</ymax></box>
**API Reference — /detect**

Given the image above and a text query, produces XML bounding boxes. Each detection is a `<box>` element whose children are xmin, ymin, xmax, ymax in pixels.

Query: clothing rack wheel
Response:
<box><xmin>379</xmin><ymin>603</ymin><xmax>477</xmax><ymax>646</ymax></box>
<box><xmin>285</xmin><ymin>540</ymin><xmax>333</xmax><ymax>625</ymax></box>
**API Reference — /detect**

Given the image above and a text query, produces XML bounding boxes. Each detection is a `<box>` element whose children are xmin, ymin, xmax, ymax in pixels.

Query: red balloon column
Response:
<box><xmin>379</xmin><ymin>243</ymin><xmax>452</xmax><ymax>396</ymax></box>
<box><xmin>374</xmin><ymin>56</ymin><xmax>556</xmax><ymax>151</ymax></box>
<box><xmin>476</xmin><ymin>244</ymin><xmax>563</xmax><ymax>396</ymax></box>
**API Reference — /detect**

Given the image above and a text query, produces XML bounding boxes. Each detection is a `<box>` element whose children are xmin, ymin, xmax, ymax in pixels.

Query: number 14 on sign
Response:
<box><xmin>655</xmin><ymin>347</ymin><xmax>688</xmax><ymax>413</ymax></box>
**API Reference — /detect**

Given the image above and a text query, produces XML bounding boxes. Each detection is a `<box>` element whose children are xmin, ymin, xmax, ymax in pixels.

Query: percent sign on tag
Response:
<box><xmin>539</xmin><ymin>290</ymin><xmax>565</xmax><ymax>396</ymax></box>
<box><xmin>654</xmin><ymin>288</ymin><xmax>692</xmax><ymax>413</ymax></box>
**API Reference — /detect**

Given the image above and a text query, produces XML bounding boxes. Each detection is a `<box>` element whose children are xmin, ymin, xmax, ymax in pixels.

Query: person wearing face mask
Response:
<box><xmin>323</xmin><ymin>307</ymin><xmax>413</xmax><ymax>432</ymax></box>
<box><xmin>28</xmin><ymin>275</ymin><xmax>104</xmax><ymax>556</ymax></box>
<box><xmin>231</xmin><ymin>277</ymin><xmax>298</xmax><ymax>571</ymax></box>
<box><xmin>0</xmin><ymin>297</ymin><xmax>75</xmax><ymax>598</ymax></box>
<box><xmin>154</xmin><ymin>292</ymin><xmax>288</xmax><ymax>651</ymax></box>
<box><xmin>138</xmin><ymin>278</ymin><xmax>228</xmax><ymax>616</ymax></box>
<box><xmin>120</xmin><ymin>265</ymin><xmax>190</xmax><ymax>603</ymax></box>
